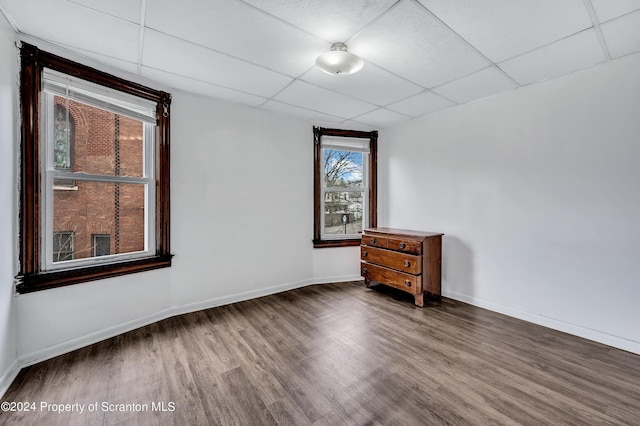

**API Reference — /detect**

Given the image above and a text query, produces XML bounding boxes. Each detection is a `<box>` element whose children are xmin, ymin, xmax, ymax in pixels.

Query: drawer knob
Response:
<box><xmin>362</xmin><ymin>251</ymin><xmax>368</xmax><ymax>257</ymax></box>
<box><xmin>370</xmin><ymin>238</ymin><xmax>376</xmax><ymax>244</ymax></box>
<box><xmin>404</xmin><ymin>260</ymin><xmax>410</xmax><ymax>267</ymax></box>
<box><xmin>405</xmin><ymin>280</ymin><xmax>411</xmax><ymax>287</ymax></box>
<box><xmin>362</xmin><ymin>267</ymin><xmax>368</xmax><ymax>274</ymax></box>
<box><xmin>399</xmin><ymin>243</ymin><xmax>406</xmax><ymax>249</ymax></box>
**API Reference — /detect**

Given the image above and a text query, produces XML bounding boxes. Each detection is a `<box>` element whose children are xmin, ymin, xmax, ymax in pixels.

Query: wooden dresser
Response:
<box><xmin>360</xmin><ymin>228</ymin><xmax>443</xmax><ymax>307</ymax></box>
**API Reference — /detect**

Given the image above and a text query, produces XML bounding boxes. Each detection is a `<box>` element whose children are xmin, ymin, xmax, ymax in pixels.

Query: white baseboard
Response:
<box><xmin>0</xmin><ymin>359</ymin><xmax>19</xmax><ymax>399</ymax></box>
<box><xmin>443</xmin><ymin>289</ymin><xmax>640</xmax><ymax>356</ymax></box>
<box><xmin>313</xmin><ymin>274</ymin><xmax>362</xmax><ymax>285</ymax></box>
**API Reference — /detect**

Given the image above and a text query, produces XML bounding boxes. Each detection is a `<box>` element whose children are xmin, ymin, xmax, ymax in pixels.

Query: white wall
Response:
<box><xmin>168</xmin><ymin>91</ymin><xmax>315</xmax><ymax>310</ymax></box>
<box><xmin>313</xmin><ymin>247</ymin><xmax>360</xmax><ymax>284</ymax></box>
<box><xmin>0</xmin><ymin>13</ymin><xmax>18</xmax><ymax>396</ymax></box>
<box><xmin>380</xmin><ymin>53</ymin><xmax>640</xmax><ymax>354</ymax></box>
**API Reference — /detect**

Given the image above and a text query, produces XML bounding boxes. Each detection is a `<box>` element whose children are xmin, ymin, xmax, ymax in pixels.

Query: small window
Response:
<box><xmin>93</xmin><ymin>235</ymin><xmax>111</xmax><ymax>257</ymax></box>
<box><xmin>313</xmin><ymin>127</ymin><xmax>377</xmax><ymax>248</ymax></box>
<box><xmin>53</xmin><ymin>232</ymin><xmax>75</xmax><ymax>262</ymax></box>
<box><xmin>16</xmin><ymin>43</ymin><xmax>172</xmax><ymax>293</ymax></box>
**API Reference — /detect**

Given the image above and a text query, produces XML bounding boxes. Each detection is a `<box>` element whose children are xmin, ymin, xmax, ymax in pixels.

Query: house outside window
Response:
<box><xmin>313</xmin><ymin>127</ymin><xmax>377</xmax><ymax>248</ymax></box>
<box><xmin>17</xmin><ymin>43</ymin><xmax>172</xmax><ymax>293</ymax></box>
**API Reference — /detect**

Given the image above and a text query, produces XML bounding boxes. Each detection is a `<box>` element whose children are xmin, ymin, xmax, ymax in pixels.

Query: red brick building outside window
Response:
<box><xmin>52</xmin><ymin>97</ymin><xmax>146</xmax><ymax>262</ymax></box>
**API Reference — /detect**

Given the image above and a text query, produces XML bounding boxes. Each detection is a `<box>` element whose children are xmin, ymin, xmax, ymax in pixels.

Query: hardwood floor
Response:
<box><xmin>2</xmin><ymin>281</ymin><xmax>640</xmax><ymax>425</ymax></box>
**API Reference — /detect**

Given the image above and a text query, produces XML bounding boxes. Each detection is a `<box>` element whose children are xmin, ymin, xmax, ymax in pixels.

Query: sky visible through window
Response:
<box><xmin>324</xmin><ymin>149</ymin><xmax>363</xmax><ymax>188</ymax></box>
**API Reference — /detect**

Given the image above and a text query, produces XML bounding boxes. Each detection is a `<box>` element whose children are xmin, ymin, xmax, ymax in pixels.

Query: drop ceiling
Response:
<box><xmin>1</xmin><ymin>0</ymin><xmax>639</xmax><ymax>128</ymax></box>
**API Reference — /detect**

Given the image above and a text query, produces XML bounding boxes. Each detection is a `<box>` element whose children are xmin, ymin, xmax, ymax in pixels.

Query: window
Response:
<box><xmin>93</xmin><ymin>235</ymin><xmax>111</xmax><ymax>257</ymax></box>
<box><xmin>53</xmin><ymin>232</ymin><xmax>75</xmax><ymax>262</ymax></box>
<box><xmin>313</xmin><ymin>127</ymin><xmax>377</xmax><ymax>248</ymax></box>
<box><xmin>17</xmin><ymin>43</ymin><xmax>172</xmax><ymax>293</ymax></box>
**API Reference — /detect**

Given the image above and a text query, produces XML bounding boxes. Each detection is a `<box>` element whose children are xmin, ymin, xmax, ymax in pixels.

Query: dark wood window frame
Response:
<box><xmin>16</xmin><ymin>42</ymin><xmax>172</xmax><ymax>293</ymax></box>
<box><xmin>313</xmin><ymin>126</ymin><xmax>377</xmax><ymax>248</ymax></box>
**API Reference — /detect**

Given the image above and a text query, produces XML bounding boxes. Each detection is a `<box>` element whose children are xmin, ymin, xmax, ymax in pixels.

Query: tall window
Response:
<box><xmin>17</xmin><ymin>43</ymin><xmax>172</xmax><ymax>293</ymax></box>
<box><xmin>313</xmin><ymin>127</ymin><xmax>377</xmax><ymax>248</ymax></box>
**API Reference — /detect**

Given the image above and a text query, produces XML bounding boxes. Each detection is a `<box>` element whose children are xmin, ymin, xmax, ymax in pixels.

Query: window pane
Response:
<box><xmin>53</xmin><ymin>96</ymin><xmax>144</xmax><ymax>178</ymax></box>
<box><xmin>324</xmin><ymin>191</ymin><xmax>363</xmax><ymax>236</ymax></box>
<box><xmin>52</xmin><ymin>181</ymin><xmax>145</xmax><ymax>263</ymax></box>
<box><xmin>324</xmin><ymin>149</ymin><xmax>363</xmax><ymax>189</ymax></box>
<box><xmin>53</xmin><ymin>104</ymin><xmax>72</xmax><ymax>171</ymax></box>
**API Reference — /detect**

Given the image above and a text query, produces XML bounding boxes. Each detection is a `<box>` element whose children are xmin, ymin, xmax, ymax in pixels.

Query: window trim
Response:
<box><xmin>313</xmin><ymin>126</ymin><xmax>377</xmax><ymax>248</ymax></box>
<box><xmin>17</xmin><ymin>42</ymin><xmax>172</xmax><ymax>293</ymax></box>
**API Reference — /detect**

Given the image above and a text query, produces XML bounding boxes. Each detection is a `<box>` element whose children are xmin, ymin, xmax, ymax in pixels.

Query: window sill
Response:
<box><xmin>313</xmin><ymin>238</ymin><xmax>362</xmax><ymax>248</ymax></box>
<box><xmin>15</xmin><ymin>254</ymin><xmax>173</xmax><ymax>294</ymax></box>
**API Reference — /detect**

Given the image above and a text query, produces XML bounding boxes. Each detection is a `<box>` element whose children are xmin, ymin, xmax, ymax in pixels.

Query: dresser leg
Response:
<box><xmin>414</xmin><ymin>293</ymin><xmax>424</xmax><ymax>307</ymax></box>
<box><xmin>364</xmin><ymin>278</ymin><xmax>371</xmax><ymax>288</ymax></box>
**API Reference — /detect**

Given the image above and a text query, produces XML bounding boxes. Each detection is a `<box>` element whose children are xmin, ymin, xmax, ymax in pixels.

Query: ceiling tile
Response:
<box><xmin>273</xmin><ymin>80</ymin><xmax>377</xmax><ymax>119</ymax></box>
<box><xmin>352</xmin><ymin>108</ymin><xmax>410</xmax><ymax>128</ymax></box>
<box><xmin>300</xmin><ymin>62</ymin><xmax>423</xmax><ymax>106</ymax></box>
<box><xmin>142</xmin><ymin>30</ymin><xmax>292</xmax><ymax>98</ymax></box>
<box><xmin>239</xmin><ymin>0</ymin><xmax>397</xmax><ymax>41</ymax></box>
<box><xmin>600</xmin><ymin>10</ymin><xmax>640</xmax><ymax>58</ymax></box>
<box><xmin>590</xmin><ymin>0</ymin><xmax>640</xmax><ymax>23</ymax></box>
<box><xmin>145</xmin><ymin>0</ymin><xmax>327</xmax><ymax>76</ymax></box>
<box><xmin>59</xmin><ymin>44</ymin><xmax>139</xmax><ymax>75</ymax></box>
<box><xmin>386</xmin><ymin>91</ymin><xmax>456</xmax><ymax>117</ymax></box>
<box><xmin>68</xmin><ymin>0</ymin><xmax>141</xmax><ymax>23</ymax></box>
<box><xmin>431</xmin><ymin>67</ymin><xmax>518</xmax><ymax>104</ymax></box>
<box><xmin>348</xmin><ymin>0</ymin><xmax>488</xmax><ymax>88</ymax></box>
<box><xmin>142</xmin><ymin>67</ymin><xmax>267</xmax><ymax>107</ymax></box>
<box><xmin>260</xmin><ymin>100</ymin><xmax>344</xmax><ymax>123</ymax></box>
<box><xmin>2</xmin><ymin>0</ymin><xmax>139</xmax><ymax>62</ymax></box>
<box><xmin>418</xmin><ymin>0</ymin><xmax>592</xmax><ymax>62</ymax></box>
<box><xmin>499</xmin><ymin>30</ymin><xmax>606</xmax><ymax>85</ymax></box>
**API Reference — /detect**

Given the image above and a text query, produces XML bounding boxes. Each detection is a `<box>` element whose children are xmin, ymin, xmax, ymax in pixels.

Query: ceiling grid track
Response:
<box><xmin>137</xmin><ymin>0</ymin><xmax>147</xmax><ymax>75</ymax></box>
<box><xmin>582</xmin><ymin>0</ymin><xmax>612</xmax><ymax>61</ymax></box>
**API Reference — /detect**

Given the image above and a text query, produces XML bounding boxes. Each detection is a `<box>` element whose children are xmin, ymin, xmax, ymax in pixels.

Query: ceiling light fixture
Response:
<box><xmin>315</xmin><ymin>42</ymin><xmax>364</xmax><ymax>76</ymax></box>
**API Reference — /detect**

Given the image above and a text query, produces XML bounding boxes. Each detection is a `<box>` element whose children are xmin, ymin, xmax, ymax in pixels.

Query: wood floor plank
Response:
<box><xmin>2</xmin><ymin>281</ymin><xmax>640</xmax><ymax>425</ymax></box>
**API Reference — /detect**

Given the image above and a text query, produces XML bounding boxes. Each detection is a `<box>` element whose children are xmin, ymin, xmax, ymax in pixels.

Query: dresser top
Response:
<box><xmin>364</xmin><ymin>228</ymin><xmax>444</xmax><ymax>239</ymax></box>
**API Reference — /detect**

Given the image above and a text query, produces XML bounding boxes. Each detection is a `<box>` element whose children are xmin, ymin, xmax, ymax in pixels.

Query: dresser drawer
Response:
<box><xmin>361</xmin><ymin>234</ymin><xmax>388</xmax><ymax>249</ymax></box>
<box><xmin>387</xmin><ymin>238</ymin><xmax>422</xmax><ymax>255</ymax></box>
<box><xmin>361</xmin><ymin>246</ymin><xmax>422</xmax><ymax>275</ymax></box>
<box><xmin>361</xmin><ymin>263</ymin><xmax>421</xmax><ymax>295</ymax></box>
